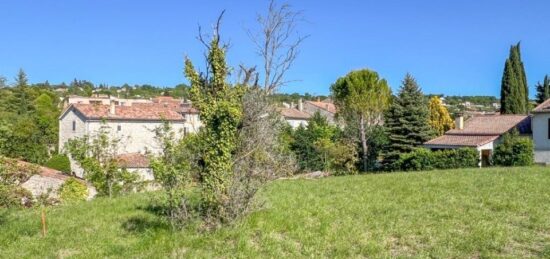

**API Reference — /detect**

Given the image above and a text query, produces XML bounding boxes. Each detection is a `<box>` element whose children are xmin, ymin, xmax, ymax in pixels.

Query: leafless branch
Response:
<box><xmin>248</xmin><ymin>0</ymin><xmax>308</xmax><ymax>93</ymax></box>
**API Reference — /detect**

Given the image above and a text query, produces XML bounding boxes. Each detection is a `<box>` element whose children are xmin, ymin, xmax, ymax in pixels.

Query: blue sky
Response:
<box><xmin>1</xmin><ymin>0</ymin><xmax>549</xmax><ymax>97</ymax></box>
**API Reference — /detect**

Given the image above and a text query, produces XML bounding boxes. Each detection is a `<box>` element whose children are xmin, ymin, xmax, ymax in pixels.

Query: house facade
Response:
<box><xmin>59</xmin><ymin>97</ymin><xmax>200</xmax><ymax>177</ymax></box>
<box><xmin>531</xmin><ymin>99</ymin><xmax>550</xmax><ymax>164</ymax></box>
<box><xmin>424</xmin><ymin>115</ymin><xmax>531</xmax><ymax>166</ymax></box>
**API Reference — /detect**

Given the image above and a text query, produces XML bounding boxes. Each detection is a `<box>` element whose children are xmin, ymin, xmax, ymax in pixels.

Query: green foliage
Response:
<box><xmin>184</xmin><ymin>31</ymin><xmax>246</xmax><ymax>219</ymax></box>
<box><xmin>66</xmin><ymin>126</ymin><xmax>139</xmax><ymax>197</ymax></box>
<box><xmin>535</xmin><ymin>75</ymin><xmax>550</xmax><ymax>104</ymax></box>
<box><xmin>492</xmin><ymin>131</ymin><xmax>534</xmax><ymax>166</ymax></box>
<box><xmin>392</xmin><ymin>148</ymin><xmax>479</xmax><ymax>171</ymax></box>
<box><xmin>59</xmin><ymin>178</ymin><xmax>88</xmax><ymax>203</ymax></box>
<box><xmin>500</xmin><ymin>42</ymin><xmax>529</xmax><ymax>114</ymax></box>
<box><xmin>384</xmin><ymin>74</ymin><xmax>434</xmax><ymax>167</ymax></box>
<box><xmin>288</xmin><ymin>112</ymin><xmax>357</xmax><ymax>173</ymax></box>
<box><xmin>45</xmin><ymin>154</ymin><xmax>71</xmax><ymax>173</ymax></box>
<box><xmin>331</xmin><ymin>69</ymin><xmax>391</xmax><ymax>171</ymax></box>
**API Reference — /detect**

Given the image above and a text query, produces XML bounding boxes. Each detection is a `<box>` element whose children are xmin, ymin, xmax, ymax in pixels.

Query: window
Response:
<box><xmin>72</xmin><ymin>121</ymin><xmax>76</xmax><ymax>131</ymax></box>
<box><xmin>184</xmin><ymin>127</ymin><xmax>188</xmax><ymax>136</ymax></box>
<box><xmin>548</xmin><ymin>118</ymin><xmax>550</xmax><ymax>139</ymax></box>
<box><xmin>117</xmin><ymin>125</ymin><xmax>121</xmax><ymax>131</ymax></box>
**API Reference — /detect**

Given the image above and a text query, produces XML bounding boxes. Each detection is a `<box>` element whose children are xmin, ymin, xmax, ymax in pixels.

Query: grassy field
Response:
<box><xmin>2</xmin><ymin>167</ymin><xmax>550</xmax><ymax>258</ymax></box>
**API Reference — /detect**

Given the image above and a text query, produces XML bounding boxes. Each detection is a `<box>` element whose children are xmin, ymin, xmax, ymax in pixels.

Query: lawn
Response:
<box><xmin>2</xmin><ymin>167</ymin><xmax>550</xmax><ymax>258</ymax></box>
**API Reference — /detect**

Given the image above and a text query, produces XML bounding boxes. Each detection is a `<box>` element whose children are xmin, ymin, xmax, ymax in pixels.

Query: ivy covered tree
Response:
<box><xmin>500</xmin><ymin>42</ymin><xmax>529</xmax><ymax>114</ymax></box>
<box><xmin>331</xmin><ymin>69</ymin><xmax>391</xmax><ymax>171</ymax></box>
<box><xmin>428</xmin><ymin>96</ymin><xmax>454</xmax><ymax>136</ymax></box>
<box><xmin>535</xmin><ymin>75</ymin><xmax>550</xmax><ymax>105</ymax></box>
<box><xmin>384</xmin><ymin>74</ymin><xmax>434</xmax><ymax>167</ymax></box>
<box><xmin>184</xmin><ymin>15</ymin><xmax>246</xmax><ymax>220</ymax></box>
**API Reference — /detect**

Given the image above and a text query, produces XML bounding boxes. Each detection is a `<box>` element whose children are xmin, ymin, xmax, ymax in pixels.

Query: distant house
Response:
<box><xmin>116</xmin><ymin>153</ymin><xmax>153</xmax><ymax>182</ymax></box>
<box><xmin>303</xmin><ymin>99</ymin><xmax>337</xmax><ymax>124</ymax></box>
<box><xmin>59</xmin><ymin>97</ymin><xmax>200</xmax><ymax>177</ymax></box>
<box><xmin>279</xmin><ymin>107</ymin><xmax>311</xmax><ymax>128</ymax></box>
<box><xmin>530</xmin><ymin>99</ymin><xmax>550</xmax><ymax>164</ymax></box>
<box><xmin>424</xmin><ymin>115</ymin><xmax>531</xmax><ymax>166</ymax></box>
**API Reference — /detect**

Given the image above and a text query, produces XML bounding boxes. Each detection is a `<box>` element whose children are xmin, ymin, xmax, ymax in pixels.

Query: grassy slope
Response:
<box><xmin>2</xmin><ymin>167</ymin><xmax>550</xmax><ymax>258</ymax></box>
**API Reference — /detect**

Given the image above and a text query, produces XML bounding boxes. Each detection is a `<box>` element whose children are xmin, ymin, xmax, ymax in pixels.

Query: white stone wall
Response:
<box><xmin>286</xmin><ymin>118</ymin><xmax>308</xmax><ymax>129</ymax></box>
<box><xmin>303</xmin><ymin>102</ymin><xmax>335</xmax><ymax>124</ymax></box>
<box><xmin>59</xmin><ymin>108</ymin><xmax>202</xmax><ymax>177</ymax></box>
<box><xmin>533</xmin><ymin>113</ymin><xmax>550</xmax><ymax>150</ymax></box>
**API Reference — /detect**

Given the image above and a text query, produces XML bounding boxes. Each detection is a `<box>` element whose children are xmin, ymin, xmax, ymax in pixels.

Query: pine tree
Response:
<box><xmin>535</xmin><ymin>75</ymin><xmax>550</xmax><ymax>104</ymax></box>
<box><xmin>428</xmin><ymin>96</ymin><xmax>454</xmax><ymax>136</ymax></box>
<box><xmin>500</xmin><ymin>43</ymin><xmax>528</xmax><ymax>114</ymax></box>
<box><xmin>383</xmin><ymin>74</ymin><xmax>434</xmax><ymax>166</ymax></box>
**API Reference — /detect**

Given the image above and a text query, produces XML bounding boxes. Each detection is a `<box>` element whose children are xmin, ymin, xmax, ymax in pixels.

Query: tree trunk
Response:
<box><xmin>359</xmin><ymin>113</ymin><xmax>368</xmax><ymax>172</ymax></box>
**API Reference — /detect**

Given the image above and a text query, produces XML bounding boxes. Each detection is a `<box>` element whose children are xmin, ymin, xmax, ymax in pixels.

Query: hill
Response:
<box><xmin>2</xmin><ymin>167</ymin><xmax>550</xmax><ymax>257</ymax></box>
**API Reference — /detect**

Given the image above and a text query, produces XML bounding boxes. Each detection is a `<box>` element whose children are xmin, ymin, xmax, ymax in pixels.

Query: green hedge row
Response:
<box><xmin>392</xmin><ymin>148</ymin><xmax>479</xmax><ymax>171</ymax></box>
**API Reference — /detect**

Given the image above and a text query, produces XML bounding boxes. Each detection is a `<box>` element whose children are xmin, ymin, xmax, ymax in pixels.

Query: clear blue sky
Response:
<box><xmin>1</xmin><ymin>0</ymin><xmax>550</xmax><ymax>97</ymax></box>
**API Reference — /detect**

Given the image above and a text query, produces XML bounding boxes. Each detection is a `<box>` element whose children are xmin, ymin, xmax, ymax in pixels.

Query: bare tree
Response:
<box><xmin>248</xmin><ymin>0</ymin><xmax>308</xmax><ymax>93</ymax></box>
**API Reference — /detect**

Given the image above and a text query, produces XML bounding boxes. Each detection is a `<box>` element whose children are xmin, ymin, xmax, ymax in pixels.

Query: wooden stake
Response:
<box><xmin>41</xmin><ymin>207</ymin><xmax>47</xmax><ymax>237</ymax></box>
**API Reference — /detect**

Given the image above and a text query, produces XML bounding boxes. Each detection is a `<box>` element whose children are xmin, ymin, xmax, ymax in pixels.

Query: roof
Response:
<box><xmin>424</xmin><ymin>115</ymin><xmax>531</xmax><ymax>148</ymax></box>
<box><xmin>67</xmin><ymin>103</ymin><xmax>187</xmax><ymax>121</ymax></box>
<box><xmin>116</xmin><ymin>153</ymin><xmax>150</xmax><ymax>168</ymax></box>
<box><xmin>424</xmin><ymin>134</ymin><xmax>499</xmax><ymax>147</ymax></box>
<box><xmin>305</xmin><ymin>100</ymin><xmax>337</xmax><ymax>114</ymax></box>
<box><xmin>533</xmin><ymin>98</ymin><xmax>550</xmax><ymax>112</ymax></box>
<box><xmin>446</xmin><ymin>115</ymin><xmax>531</xmax><ymax>135</ymax></box>
<box><xmin>279</xmin><ymin>108</ymin><xmax>311</xmax><ymax>120</ymax></box>
<box><xmin>16</xmin><ymin>160</ymin><xmax>71</xmax><ymax>181</ymax></box>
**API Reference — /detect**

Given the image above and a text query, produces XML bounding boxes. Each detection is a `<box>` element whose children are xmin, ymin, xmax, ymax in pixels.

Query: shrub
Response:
<box><xmin>59</xmin><ymin>178</ymin><xmax>88</xmax><ymax>203</ymax></box>
<box><xmin>393</xmin><ymin>148</ymin><xmax>479</xmax><ymax>171</ymax></box>
<box><xmin>493</xmin><ymin>131</ymin><xmax>534</xmax><ymax>166</ymax></box>
<box><xmin>0</xmin><ymin>184</ymin><xmax>33</xmax><ymax>208</ymax></box>
<box><xmin>45</xmin><ymin>154</ymin><xmax>71</xmax><ymax>174</ymax></box>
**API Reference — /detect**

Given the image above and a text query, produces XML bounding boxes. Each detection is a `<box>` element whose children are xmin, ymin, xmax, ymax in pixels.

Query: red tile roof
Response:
<box><xmin>446</xmin><ymin>115</ymin><xmax>530</xmax><ymax>135</ymax></box>
<box><xmin>305</xmin><ymin>100</ymin><xmax>337</xmax><ymax>114</ymax></box>
<box><xmin>424</xmin><ymin>115</ymin><xmax>530</xmax><ymax>148</ymax></box>
<box><xmin>116</xmin><ymin>153</ymin><xmax>150</xmax><ymax>168</ymax></box>
<box><xmin>424</xmin><ymin>134</ymin><xmax>499</xmax><ymax>147</ymax></box>
<box><xmin>534</xmin><ymin>98</ymin><xmax>550</xmax><ymax>112</ymax></box>
<box><xmin>72</xmin><ymin>103</ymin><xmax>186</xmax><ymax>121</ymax></box>
<box><xmin>279</xmin><ymin>108</ymin><xmax>311</xmax><ymax>119</ymax></box>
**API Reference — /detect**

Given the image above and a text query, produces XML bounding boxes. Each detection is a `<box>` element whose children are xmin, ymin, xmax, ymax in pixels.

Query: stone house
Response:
<box><xmin>302</xmin><ymin>99</ymin><xmax>337</xmax><ymax>124</ymax></box>
<box><xmin>58</xmin><ymin>97</ymin><xmax>200</xmax><ymax>177</ymax></box>
<box><xmin>279</xmin><ymin>104</ymin><xmax>311</xmax><ymax>129</ymax></box>
<box><xmin>424</xmin><ymin>114</ymin><xmax>531</xmax><ymax>166</ymax></box>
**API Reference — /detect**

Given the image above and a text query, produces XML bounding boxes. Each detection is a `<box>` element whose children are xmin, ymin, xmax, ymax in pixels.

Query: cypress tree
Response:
<box><xmin>500</xmin><ymin>43</ymin><xmax>528</xmax><ymax>114</ymax></box>
<box><xmin>383</xmin><ymin>74</ymin><xmax>434</xmax><ymax>166</ymax></box>
<box><xmin>535</xmin><ymin>75</ymin><xmax>550</xmax><ymax>104</ymax></box>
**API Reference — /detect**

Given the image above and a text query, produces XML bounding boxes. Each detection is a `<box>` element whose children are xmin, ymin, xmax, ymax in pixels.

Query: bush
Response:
<box><xmin>59</xmin><ymin>178</ymin><xmax>88</xmax><ymax>203</ymax></box>
<box><xmin>0</xmin><ymin>184</ymin><xmax>33</xmax><ymax>208</ymax></box>
<box><xmin>45</xmin><ymin>154</ymin><xmax>71</xmax><ymax>174</ymax></box>
<box><xmin>393</xmin><ymin>148</ymin><xmax>479</xmax><ymax>171</ymax></box>
<box><xmin>493</xmin><ymin>131</ymin><xmax>534</xmax><ymax>166</ymax></box>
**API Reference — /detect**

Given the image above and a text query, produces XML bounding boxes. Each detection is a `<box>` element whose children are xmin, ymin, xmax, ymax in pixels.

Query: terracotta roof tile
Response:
<box><xmin>279</xmin><ymin>108</ymin><xmax>311</xmax><ymax>119</ymax></box>
<box><xmin>424</xmin><ymin>134</ymin><xmax>499</xmax><ymax>147</ymax></box>
<box><xmin>534</xmin><ymin>98</ymin><xmax>550</xmax><ymax>112</ymax></box>
<box><xmin>72</xmin><ymin>103</ymin><xmax>186</xmax><ymax>121</ymax></box>
<box><xmin>305</xmin><ymin>100</ymin><xmax>337</xmax><ymax>114</ymax></box>
<box><xmin>116</xmin><ymin>153</ymin><xmax>150</xmax><ymax>168</ymax></box>
<box><xmin>446</xmin><ymin>115</ymin><xmax>530</xmax><ymax>135</ymax></box>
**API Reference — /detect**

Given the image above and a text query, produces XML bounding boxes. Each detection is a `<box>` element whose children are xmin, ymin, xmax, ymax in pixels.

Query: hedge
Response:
<box><xmin>492</xmin><ymin>132</ymin><xmax>534</xmax><ymax>166</ymax></box>
<box><xmin>393</xmin><ymin>148</ymin><xmax>479</xmax><ymax>171</ymax></box>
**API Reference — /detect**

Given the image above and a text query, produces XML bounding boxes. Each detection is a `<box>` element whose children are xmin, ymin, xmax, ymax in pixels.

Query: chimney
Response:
<box><xmin>298</xmin><ymin>99</ymin><xmax>303</xmax><ymax>112</ymax></box>
<box><xmin>455</xmin><ymin>114</ymin><xmax>464</xmax><ymax>130</ymax></box>
<box><xmin>110</xmin><ymin>101</ymin><xmax>116</xmax><ymax>115</ymax></box>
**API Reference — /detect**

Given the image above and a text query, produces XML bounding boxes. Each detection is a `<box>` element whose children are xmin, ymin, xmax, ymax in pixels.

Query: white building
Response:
<box><xmin>279</xmin><ymin>107</ymin><xmax>311</xmax><ymax>128</ymax></box>
<box><xmin>424</xmin><ymin>114</ymin><xmax>531</xmax><ymax>167</ymax></box>
<box><xmin>59</xmin><ymin>97</ymin><xmax>201</xmax><ymax>178</ymax></box>
<box><xmin>531</xmin><ymin>99</ymin><xmax>550</xmax><ymax>164</ymax></box>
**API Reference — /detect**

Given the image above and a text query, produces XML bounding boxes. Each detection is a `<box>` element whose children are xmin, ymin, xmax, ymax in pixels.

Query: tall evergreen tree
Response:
<box><xmin>383</xmin><ymin>74</ymin><xmax>434</xmax><ymax>166</ymax></box>
<box><xmin>500</xmin><ymin>43</ymin><xmax>528</xmax><ymax>114</ymax></box>
<box><xmin>535</xmin><ymin>75</ymin><xmax>550</xmax><ymax>104</ymax></box>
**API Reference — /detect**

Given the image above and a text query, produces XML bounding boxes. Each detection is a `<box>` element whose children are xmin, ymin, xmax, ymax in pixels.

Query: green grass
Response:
<box><xmin>2</xmin><ymin>167</ymin><xmax>550</xmax><ymax>258</ymax></box>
